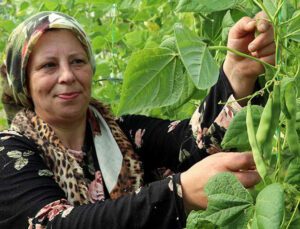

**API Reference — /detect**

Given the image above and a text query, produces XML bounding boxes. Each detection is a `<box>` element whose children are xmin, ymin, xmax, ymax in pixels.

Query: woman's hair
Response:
<box><xmin>1</xmin><ymin>11</ymin><xmax>95</xmax><ymax>123</ymax></box>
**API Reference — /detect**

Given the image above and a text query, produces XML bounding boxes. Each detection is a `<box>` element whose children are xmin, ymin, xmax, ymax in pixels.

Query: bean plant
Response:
<box><xmin>0</xmin><ymin>0</ymin><xmax>299</xmax><ymax>228</ymax></box>
<box><xmin>184</xmin><ymin>0</ymin><xmax>300</xmax><ymax>228</ymax></box>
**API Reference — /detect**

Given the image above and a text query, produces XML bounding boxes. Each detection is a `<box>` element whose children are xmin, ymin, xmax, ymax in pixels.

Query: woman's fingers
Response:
<box><xmin>248</xmin><ymin>26</ymin><xmax>274</xmax><ymax>52</ymax></box>
<box><xmin>229</xmin><ymin>17</ymin><xmax>255</xmax><ymax>39</ymax></box>
<box><xmin>222</xmin><ymin>152</ymin><xmax>256</xmax><ymax>171</ymax></box>
<box><xmin>254</xmin><ymin>11</ymin><xmax>270</xmax><ymax>30</ymax></box>
<box><xmin>252</xmin><ymin>42</ymin><xmax>276</xmax><ymax>58</ymax></box>
<box><xmin>235</xmin><ymin>170</ymin><xmax>261</xmax><ymax>188</ymax></box>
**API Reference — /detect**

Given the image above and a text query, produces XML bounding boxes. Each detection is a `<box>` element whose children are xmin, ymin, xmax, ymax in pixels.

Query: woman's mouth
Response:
<box><xmin>57</xmin><ymin>92</ymin><xmax>80</xmax><ymax>100</ymax></box>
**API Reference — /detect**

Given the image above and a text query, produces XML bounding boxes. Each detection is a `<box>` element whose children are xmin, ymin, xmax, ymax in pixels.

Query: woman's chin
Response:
<box><xmin>36</xmin><ymin>106</ymin><xmax>88</xmax><ymax>126</ymax></box>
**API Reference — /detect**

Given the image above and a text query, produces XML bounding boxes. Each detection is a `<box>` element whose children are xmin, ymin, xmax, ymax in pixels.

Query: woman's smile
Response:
<box><xmin>56</xmin><ymin>91</ymin><xmax>81</xmax><ymax>100</ymax></box>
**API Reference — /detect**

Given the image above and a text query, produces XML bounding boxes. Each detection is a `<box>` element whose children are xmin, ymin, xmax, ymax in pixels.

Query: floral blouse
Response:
<box><xmin>0</xmin><ymin>69</ymin><xmax>257</xmax><ymax>229</ymax></box>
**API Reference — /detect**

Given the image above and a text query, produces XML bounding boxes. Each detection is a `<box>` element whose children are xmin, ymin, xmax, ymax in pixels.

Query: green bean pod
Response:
<box><xmin>247</xmin><ymin>103</ymin><xmax>267</xmax><ymax>179</ymax></box>
<box><xmin>258</xmin><ymin>83</ymin><xmax>281</xmax><ymax>161</ymax></box>
<box><xmin>256</xmin><ymin>93</ymin><xmax>273</xmax><ymax>157</ymax></box>
<box><xmin>285</xmin><ymin>83</ymin><xmax>300</xmax><ymax>157</ymax></box>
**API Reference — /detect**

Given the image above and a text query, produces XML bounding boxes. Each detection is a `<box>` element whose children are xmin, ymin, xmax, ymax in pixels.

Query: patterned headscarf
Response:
<box><xmin>3</xmin><ymin>11</ymin><xmax>96</xmax><ymax>111</ymax></box>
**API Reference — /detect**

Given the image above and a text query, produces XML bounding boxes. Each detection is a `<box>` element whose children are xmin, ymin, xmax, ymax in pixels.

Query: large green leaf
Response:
<box><xmin>118</xmin><ymin>48</ymin><xmax>184</xmax><ymax>115</ymax></box>
<box><xmin>254</xmin><ymin>183</ymin><xmax>284</xmax><ymax>229</ymax></box>
<box><xmin>176</xmin><ymin>0</ymin><xmax>238</xmax><ymax>13</ymax></box>
<box><xmin>287</xmin><ymin>11</ymin><xmax>300</xmax><ymax>42</ymax></box>
<box><xmin>187</xmin><ymin>211</ymin><xmax>217</xmax><ymax>229</ymax></box>
<box><xmin>203</xmin><ymin>11</ymin><xmax>226</xmax><ymax>42</ymax></box>
<box><xmin>221</xmin><ymin>105</ymin><xmax>263</xmax><ymax>151</ymax></box>
<box><xmin>124</xmin><ymin>30</ymin><xmax>148</xmax><ymax>49</ymax></box>
<box><xmin>174</xmin><ymin>24</ymin><xmax>219</xmax><ymax>90</ymax></box>
<box><xmin>222</xmin><ymin>11</ymin><xmax>235</xmax><ymax>41</ymax></box>
<box><xmin>198</xmin><ymin>173</ymin><xmax>254</xmax><ymax>228</ymax></box>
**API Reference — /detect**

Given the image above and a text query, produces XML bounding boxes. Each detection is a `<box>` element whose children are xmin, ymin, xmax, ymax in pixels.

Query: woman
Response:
<box><xmin>0</xmin><ymin>11</ymin><xmax>274</xmax><ymax>228</ymax></box>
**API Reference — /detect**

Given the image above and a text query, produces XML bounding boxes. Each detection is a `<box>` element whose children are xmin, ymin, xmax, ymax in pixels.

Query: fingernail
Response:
<box><xmin>249</xmin><ymin>44</ymin><xmax>255</xmax><ymax>52</ymax></box>
<box><xmin>251</xmin><ymin>51</ymin><xmax>258</xmax><ymax>57</ymax></box>
<box><xmin>259</xmin><ymin>23</ymin><xmax>268</xmax><ymax>31</ymax></box>
<box><xmin>247</xmin><ymin>20</ymin><xmax>256</xmax><ymax>28</ymax></box>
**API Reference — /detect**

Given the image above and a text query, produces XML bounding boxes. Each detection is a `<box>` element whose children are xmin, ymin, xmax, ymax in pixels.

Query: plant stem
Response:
<box><xmin>208</xmin><ymin>46</ymin><xmax>276</xmax><ymax>69</ymax></box>
<box><xmin>94</xmin><ymin>78</ymin><xmax>123</xmax><ymax>83</ymax></box>
<box><xmin>279</xmin><ymin>11</ymin><xmax>300</xmax><ymax>26</ymax></box>
<box><xmin>283</xmin><ymin>29</ymin><xmax>300</xmax><ymax>39</ymax></box>
<box><xmin>252</xmin><ymin>0</ymin><xmax>274</xmax><ymax>23</ymax></box>
<box><xmin>220</xmin><ymin>79</ymin><xmax>274</xmax><ymax>106</ymax></box>
<box><xmin>286</xmin><ymin>199</ymin><xmax>300</xmax><ymax>229</ymax></box>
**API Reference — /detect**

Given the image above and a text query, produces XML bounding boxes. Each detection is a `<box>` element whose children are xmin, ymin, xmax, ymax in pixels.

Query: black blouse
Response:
<box><xmin>0</xmin><ymin>69</ymin><xmax>242</xmax><ymax>229</ymax></box>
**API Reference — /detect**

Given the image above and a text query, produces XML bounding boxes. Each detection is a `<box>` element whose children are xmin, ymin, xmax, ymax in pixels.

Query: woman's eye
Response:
<box><xmin>42</xmin><ymin>62</ymin><xmax>56</xmax><ymax>69</ymax></box>
<box><xmin>72</xmin><ymin>58</ymin><xmax>86</xmax><ymax>65</ymax></box>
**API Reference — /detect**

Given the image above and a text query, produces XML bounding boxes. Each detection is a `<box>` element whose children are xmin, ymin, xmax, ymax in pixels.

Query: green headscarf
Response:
<box><xmin>2</xmin><ymin>11</ymin><xmax>95</xmax><ymax>122</ymax></box>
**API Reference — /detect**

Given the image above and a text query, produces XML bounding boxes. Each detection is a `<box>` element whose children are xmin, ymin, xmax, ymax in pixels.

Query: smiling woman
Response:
<box><xmin>27</xmin><ymin>29</ymin><xmax>93</xmax><ymax>143</ymax></box>
<box><xmin>0</xmin><ymin>10</ymin><xmax>273</xmax><ymax>229</ymax></box>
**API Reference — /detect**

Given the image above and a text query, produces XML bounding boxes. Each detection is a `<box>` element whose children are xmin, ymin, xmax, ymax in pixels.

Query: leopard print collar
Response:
<box><xmin>10</xmin><ymin>99</ymin><xmax>143</xmax><ymax>205</ymax></box>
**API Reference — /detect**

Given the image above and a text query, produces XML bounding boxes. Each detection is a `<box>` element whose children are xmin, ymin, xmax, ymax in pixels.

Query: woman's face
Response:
<box><xmin>27</xmin><ymin>29</ymin><xmax>93</xmax><ymax>125</ymax></box>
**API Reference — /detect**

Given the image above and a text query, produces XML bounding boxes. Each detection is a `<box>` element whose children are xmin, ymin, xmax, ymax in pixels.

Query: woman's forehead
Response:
<box><xmin>29</xmin><ymin>29</ymin><xmax>88</xmax><ymax>60</ymax></box>
<box><xmin>35</xmin><ymin>29</ymin><xmax>86</xmax><ymax>50</ymax></box>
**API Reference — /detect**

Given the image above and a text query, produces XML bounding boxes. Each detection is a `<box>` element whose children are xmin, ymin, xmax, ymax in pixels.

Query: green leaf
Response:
<box><xmin>174</xmin><ymin>24</ymin><xmax>219</xmax><ymax>90</ymax></box>
<box><xmin>92</xmin><ymin>36</ymin><xmax>107</xmax><ymax>51</ymax></box>
<box><xmin>44</xmin><ymin>0</ymin><xmax>59</xmax><ymax>10</ymax></box>
<box><xmin>0</xmin><ymin>20</ymin><xmax>15</xmax><ymax>32</ymax></box>
<box><xmin>287</xmin><ymin>11</ymin><xmax>300</xmax><ymax>42</ymax></box>
<box><xmin>198</xmin><ymin>173</ymin><xmax>254</xmax><ymax>228</ymax></box>
<box><xmin>176</xmin><ymin>0</ymin><xmax>238</xmax><ymax>13</ymax></box>
<box><xmin>203</xmin><ymin>11</ymin><xmax>226</xmax><ymax>42</ymax></box>
<box><xmin>118</xmin><ymin>48</ymin><xmax>184</xmax><ymax>115</ymax></box>
<box><xmin>221</xmin><ymin>105</ymin><xmax>263</xmax><ymax>151</ymax></box>
<box><xmin>285</xmin><ymin>158</ymin><xmax>300</xmax><ymax>185</ymax></box>
<box><xmin>187</xmin><ymin>210</ymin><xmax>217</xmax><ymax>229</ymax></box>
<box><xmin>263</xmin><ymin>0</ymin><xmax>276</xmax><ymax>17</ymax></box>
<box><xmin>254</xmin><ymin>183</ymin><xmax>284</xmax><ymax>229</ymax></box>
<box><xmin>95</xmin><ymin>61</ymin><xmax>112</xmax><ymax>78</ymax></box>
<box><xmin>222</xmin><ymin>11</ymin><xmax>235</xmax><ymax>41</ymax></box>
<box><xmin>124</xmin><ymin>30</ymin><xmax>148</xmax><ymax>49</ymax></box>
<box><xmin>166</xmin><ymin>73</ymin><xmax>203</xmax><ymax>111</ymax></box>
<box><xmin>160</xmin><ymin>36</ymin><xmax>177</xmax><ymax>52</ymax></box>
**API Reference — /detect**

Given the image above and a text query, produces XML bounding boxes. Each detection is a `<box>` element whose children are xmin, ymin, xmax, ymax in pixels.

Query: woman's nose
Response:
<box><xmin>58</xmin><ymin>64</ymin><xmax>75</xmax><ymax>84</ymax></box>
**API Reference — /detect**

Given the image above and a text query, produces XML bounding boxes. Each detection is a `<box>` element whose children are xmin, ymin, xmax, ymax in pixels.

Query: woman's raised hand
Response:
<box><xmin>223</xmin><ymin>11</ymin><xmax>275</xmax><ymax>104</ymax></box>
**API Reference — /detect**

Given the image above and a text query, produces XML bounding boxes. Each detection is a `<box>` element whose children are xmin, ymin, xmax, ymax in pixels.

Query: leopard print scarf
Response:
<box><xmin>10</xmin><ymin>99</ymin><xmax>143</xmax><ymax>205</ymax></box>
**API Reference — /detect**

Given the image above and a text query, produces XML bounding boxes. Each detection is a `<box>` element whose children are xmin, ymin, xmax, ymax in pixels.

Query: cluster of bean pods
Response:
<box><xmin>246</xmin><ymin>80</ymin><xmax>299</xmax><ymax>180</ymax></box>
